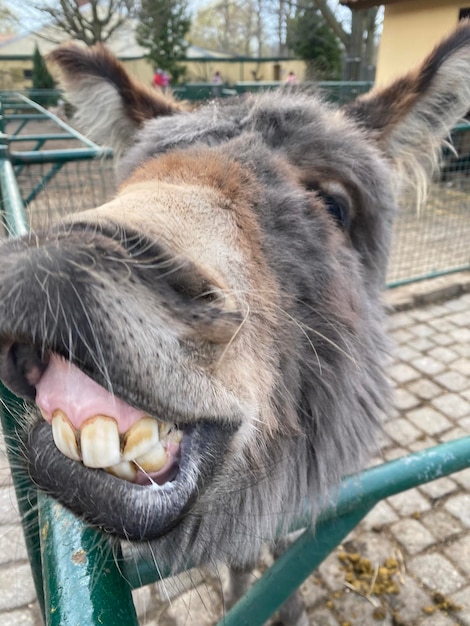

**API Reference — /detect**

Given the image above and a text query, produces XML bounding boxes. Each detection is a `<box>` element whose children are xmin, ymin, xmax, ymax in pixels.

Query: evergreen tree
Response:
<box><xmin>31</xmin><ymin>45</ymin><xmax>57</xmax><ymax>106</ymax></box>
<box><xmin>287</xmin><ymin>7</ymin><xmax>342</xmax><ymax>80</ymax></box>
<box><xmin>136</xmin><ymin>0</ymin><xmax>191</xmax><ymax>84</ymax></box>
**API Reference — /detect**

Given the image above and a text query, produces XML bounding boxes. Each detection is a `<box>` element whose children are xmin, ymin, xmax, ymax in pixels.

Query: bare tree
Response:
<box><xmin>28</xmin><ymin>0</ymin><xmax>135</xmax><ymax>45</ymax></box>
<box><xmin>0</xmin><ymin>1</ymin><xmax>17</xmax><ymax>34</ymax></box>
<box><xmin>189</xmin><ymin>0</ymin><xmax>268</xmax><ymax>57</ymax></box>
<box><xmin>309</xmin><ymin>0</ymin><xmax>380</xmax><ymax>80</ymax></box>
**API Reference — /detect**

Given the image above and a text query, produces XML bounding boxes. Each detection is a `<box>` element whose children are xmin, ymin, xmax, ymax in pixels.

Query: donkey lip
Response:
<box><xmin>26</xmin><ymin>416</ymin><xmax>234</xmax><ymax>541</ymax></box>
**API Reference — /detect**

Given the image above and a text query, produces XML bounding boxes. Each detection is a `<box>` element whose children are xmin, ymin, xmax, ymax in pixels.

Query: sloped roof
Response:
<box><xmin>0</xmin><ymin>19</ymin><xmax>235</xmax><ymax>60</ymax></box>
<box><xmin>340</xmin><ymin>0</ymin><xmax>406</xmax><ymax>9</ymax></box>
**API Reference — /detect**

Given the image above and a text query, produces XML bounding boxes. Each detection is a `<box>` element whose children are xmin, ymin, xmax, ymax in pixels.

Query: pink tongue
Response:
<box><xmin>35</xmin><ymin>354</ymin><xmax>146</xmax><ymax>433</ymax></box>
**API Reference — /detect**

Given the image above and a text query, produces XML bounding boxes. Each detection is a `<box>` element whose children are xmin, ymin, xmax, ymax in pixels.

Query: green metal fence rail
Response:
<box><xmin>0</xmin><ymin>91</ymin><xmax>470</xmax><ymax>625</ymax></box>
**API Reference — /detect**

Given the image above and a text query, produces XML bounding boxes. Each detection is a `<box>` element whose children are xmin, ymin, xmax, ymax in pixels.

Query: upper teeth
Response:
<box><xmin>122</xmin><ymin>417</ymin><xmax>159</xmax><ymax>461</ymax></box>
<box><xmin>81</xmin><ymin>415</ymin><xmax>122</xmax><ymax>468</ymax></box>
<box><xmin>49</xmin><ymin>412</ymin><xmax>182</xmax><ymax>481</ymax></box>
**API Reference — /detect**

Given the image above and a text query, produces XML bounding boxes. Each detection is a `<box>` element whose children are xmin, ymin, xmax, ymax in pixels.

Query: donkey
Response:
<box><xmin>0</xmin><ymin>22</ymin><xmax>470</xmax><ymax>625</ymax></box>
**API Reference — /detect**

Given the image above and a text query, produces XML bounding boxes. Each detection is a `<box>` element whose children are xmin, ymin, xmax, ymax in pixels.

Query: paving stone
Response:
<box><xmin>0</xmin><ymin>607</ymin><xmax>41</xmax><ymax>626</ymax></box>
<box><xmin>434</xmin><ymin>370</ymin><xmax>470</xmax><ymax>392</ymax></box>
<box><xmin>391</xmin><ymin>329</ymin><xmax>414</xmax><ymax>344</ymax></box>
<box><xmin>387</xmin><ymin>575</ymin><xmax>433</xmax><ymax>624</ymax></box>
<box><xmin>0</xmin><ymin>461</ymin><xmax>13</xmax><ymax>487</ymax></box>
<box><xmin>132</xmin><ymin>584</ymin><xmax>154</xmax><ymax>620</ymax></box>
<box><xmin>407</xmin><ymin>407</ymin><xmax>453</xmax><ymax>436</ymax></box>
<box><xmin>382</xmin><ymin>446</ymin><xmax>409</xmax><ymax>461</ymax></box>
<box><xmin>386</xmin><ymin>417</ymin><xmax>422</xmax><ymax>446</ymax></box>
<box><xmin>304</xmin><ymin>608</ymin><xmax>337</xmax><ymax>626</ymax></box>
<box><xmin>389</xmin><ymin>363</ymin><xmax>421</xmax><ymax>384</ymax></box>
<box><xmin>453</xmin><ymin>467</ymin><xmax>470</xmax><ymax>490</ymax></box>
<box><xmin>458</xmin><ymin>415</ymin><xmax>470</xmax><ymax>432</ymax></box>
<box><xmin>454</xmin><ymin>342</ymin><xmax>470</xmax><ymax>357</ymax></box>
<box><xmin>432</xmin><ymin>333</ymin><xmax>455</xmax><ymax>347</ymax></box>
<box><xmin>446</xmin><ymin>311</ymin><xmax>470</xmax><ymax>327</ymax></box>
<box><xmin>409</xmin><ymin>435</ymin><xmax>439</xmax><ymax>452</ymax></box>
<box><xmin>442</xmin><ymin>297</ymin><xmax>469</xmax><ymax>313</ymax></box>
<box><xmin>428</xmin><ymin>316</ymin><xmax>456</xmax><ymax>331</ymax></box>
<box><xmin>393</xmin><ymin>387</ymin><xmax>420</xmax><ymax>411</ymax></box>
<box><xmin>298</xmin><ymin>575</ymin><xmax>328</xmax><ymax>609</ymax></box>
<box><xmin>419</xmin><ymin>476</ymin><xmax>457</xmax><ymax>499</ymax></box>
<box><xmin>408</xmin><ymin>379</ymin><xmax>443</xmax><ymax>400</ymax></box>
<box><xmin>439</xmin><ymin>426</ymin><xmax>470</xmax><ymax>442</ymax></box>
<box><xmin>432</xmin><ymin>393</ymin><xmax>470</xmax><ymax>419</ymax></box>
<box><xmin>392</xmin><ymin>345</ymin><xmax>421</xmax><ymax>361</ymax></box>
<box><xmin>444</xmin><ymin>534</ymin><xmax>470</xmax><ymax>575</ymax></box>
<box><xmin>409</xmin><ymin>323</ymin><xmax>436</xmax><ymax>338</ymax></box>
<box><xmin>408</xmin><ymin>553</ymin><xmax>465</xmax><ymax>594</ymax></box>
<box><xmin>411</xmin><ymin>356</ymin><xmax>446</xmax><ymax>376</ymax></box>
<box><xmin>450</xmin><ymin>327</ymin><xmax>470</xmax><ymax>342</ymax></box>
<box><xmin>387</xmin><ymin>311</ymin><xmax>416</xmax><ymax>330</ymax></box>
<box><xmin>336</xmin><ymin>590</ymin><xmax>394</xmax><ymax>625</ymax></box>
<box><xmin>427</xmin><ymin>346</ymin><xmax>459</xmax><ymax>364</ymax></box>
<box><xmin>410</xmin><ymin>337</ymin><xmax>436</xmax><ymax>352</ymax></box>
<box><xmin>421</xmin><ymin>509</ymin><xmax>463</xmax><ymax>541</ymax></box>
<box><xmin>0</xmin><ymin>525</ymin><xmax>28</xmax><ymax>565</ymax></box>
<box><xmin>0</xmin><ymin>486</ymin><xmax>20</xmax><ymax>525</ymax></box>
<box><xmin>389</xmin><ymin>518</ymin><xmax>435</xmax><ymax>554</ymax></box>
<box><xmin>349</xmin><ymin>532</ymin><xmax>396</xmax><ymax>564</ymax></box>
<box><xmin>449</xmin><ymin>357</ymin><xmax>470</xmax><ymax>377</ymax></box>
<box><xmin>164</xmin><ymin>583</ymin><xmax>222</xmax><ymax>626</ymax></box>
<box><xmin>444</xmin><ymin>493</ymin><xmax>470</xmax><ymax>528</ymax></box>
<box><xmin>412</xmin><ymin>305</ymin><xmax>448</xmax><ymax>320</ymax></box>
<box><xmin>360</xmin><ymin>500</ymin><xmax>399</xmax><ymax>530</ymax></box>
<box><xmin>388</xmin><ymin>488</ymin><xmax>431</xmax><ymax>516</ymax></box>
<box><xmin>0</xmin><ymin>563</ymin><xmax>36</xmax><ymax>611</ymax></box>
<box><xmin>418</xmin><ymin>613</ymin><xmax>462</xmax><ymax>625</ymax></box>
<box><xmin>449</xmin><ymin>586</ymin><xmax>470</xmax><ymax>625</ymax></box>
<box><xmin>318</xmin><ymin>551</ymin><xmax>347</xmax><ymax>592</ymax></box>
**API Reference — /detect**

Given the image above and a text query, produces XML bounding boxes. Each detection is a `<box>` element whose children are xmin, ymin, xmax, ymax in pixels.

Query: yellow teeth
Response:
<box><xmin>81</xmin><ymin>415</ymin><xmax>121</xmax><ymax>469</ymax></box>
<box><xmin>122</xmin><ymin>417</ymin><xmax>159</xmax><ymax>461</ymax></box>
<box><xmin>106</xmin><ymin>461</ymin><xmax>138</xmax><ymax>482</ymax></box>
<box><xmin>133</xmin><ymin>442</ymin><xmax>167</xmax><ymax>474</ymax></box>
<box><xmin>47</xmin><ymin>411</ymin><xmax>181</xmax><ymax>481</ymax></box>
<box><xmin>51</xmin><ymin>410</ymin><xmax>80</xmax><ymax>461</ymax></box>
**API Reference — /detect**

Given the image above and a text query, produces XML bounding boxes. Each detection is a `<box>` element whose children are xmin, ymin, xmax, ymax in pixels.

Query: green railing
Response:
<box><xmin>0</xmin><ymin>92</ymin><xmax>470</xmax><ymax>626</ymax></box>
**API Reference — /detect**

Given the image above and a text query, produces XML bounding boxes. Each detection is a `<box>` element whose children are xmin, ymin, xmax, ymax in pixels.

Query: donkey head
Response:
<box><xmin>0</xmin><ymin>25</ymin><xmax>469</xmax><ymax>571</ymax></box>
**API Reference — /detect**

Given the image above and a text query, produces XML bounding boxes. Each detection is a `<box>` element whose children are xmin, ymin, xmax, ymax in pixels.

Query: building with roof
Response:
<box><xmin>341</xmin><ymin>0</ymin><xmax>470</xmax><ymax>84</ymax></box>
<box><xmin>0</xmin><ymin>17</ymin><xmax>305</xmax><ymax>90</ymax></box>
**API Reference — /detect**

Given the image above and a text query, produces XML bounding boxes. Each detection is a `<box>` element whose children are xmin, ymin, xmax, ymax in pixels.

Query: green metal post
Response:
<box><xmin>39</xmin><ymin>493</ymin><xmax>139</xmax><ymax>626</ymax></box>
<box><xmin>0</xmin><ymin>141</ymin><xmax>28</xmax><ymax>236</ymax></box>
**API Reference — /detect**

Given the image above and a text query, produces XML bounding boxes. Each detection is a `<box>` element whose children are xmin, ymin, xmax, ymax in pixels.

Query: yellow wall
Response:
<box><xmin>376</xmin><ymin>0</ymin><xmax>468</xmax><ymax>85</ymax></box>
<box><xmin>121</xmin><ymin>58</ymin><xmax>306</xmax><ymax>87</ymax></box>
<box><xmin>0</xmin><ymin>57</ymin><xmax>306</xmax><ymax>91</ymax></box>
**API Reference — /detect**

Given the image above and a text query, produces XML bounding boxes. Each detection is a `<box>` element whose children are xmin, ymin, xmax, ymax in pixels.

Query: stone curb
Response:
<box><xmin>385</xmin><ymin>270</ymin><xmax>470</xmax><ymax>312</ymax></box>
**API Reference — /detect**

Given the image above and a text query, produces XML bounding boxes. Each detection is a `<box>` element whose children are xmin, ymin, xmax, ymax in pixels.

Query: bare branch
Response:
<box><xmin>310</xmin><ymin>0</ymin><xmax>350</xmax><ymax>47</ymax></box>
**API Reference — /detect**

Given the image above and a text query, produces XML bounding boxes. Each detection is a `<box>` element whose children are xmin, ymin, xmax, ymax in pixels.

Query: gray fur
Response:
<box><xmin>1</xmin><ymin>25</ymin><xmax>470</xmax><ymax>625</ymax></box>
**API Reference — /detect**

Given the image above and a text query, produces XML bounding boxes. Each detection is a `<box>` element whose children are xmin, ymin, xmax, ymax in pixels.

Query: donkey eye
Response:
<box><xmin>318</xmin><ymin>191</ymin><xmax>352</xmax><ymax>230</ymax></box>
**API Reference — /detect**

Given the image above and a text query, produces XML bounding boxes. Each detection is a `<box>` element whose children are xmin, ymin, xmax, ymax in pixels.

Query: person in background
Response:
<box><xmin>286</xmin><ymin>70</ymin><xmax>297</xmax><ymax>84</ymax></box>
<box><xmin>161</xmin><ymin>71</ymin><xmax>170</xmax><ymax>93</ymax></box>
<box><xmin>153</xmin><ymin>68</ymin><xmax>164</xmax><ymax>89</ymax></box>
<box><xmin>211</xmin><ymin>70</ymin><xmax>223</xmax><ymax>98</ymax></box>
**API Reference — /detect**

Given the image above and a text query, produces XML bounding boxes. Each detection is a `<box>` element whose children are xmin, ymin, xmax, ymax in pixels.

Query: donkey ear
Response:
<box><xmin>48</xmin><ymin>43</ymin><xmax>183</xmax><ymax>157</ymax></box>
<box><xmin>344</xmin><ymin>22</ymin><xmax>470</xmax><ymax>196</ymax></box>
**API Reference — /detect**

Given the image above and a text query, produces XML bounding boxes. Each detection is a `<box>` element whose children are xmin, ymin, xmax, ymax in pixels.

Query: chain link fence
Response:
<box><xmin>1</xmin><ymin>91</ymin><xmax>469</xmax><ymax>287</ymax></box>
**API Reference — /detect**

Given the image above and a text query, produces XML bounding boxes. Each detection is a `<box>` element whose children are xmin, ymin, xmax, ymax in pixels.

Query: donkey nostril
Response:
<box><xmin>0</xmin><ymin>341</ymin><xmax>48</xmax><ymax>401</ymax></box>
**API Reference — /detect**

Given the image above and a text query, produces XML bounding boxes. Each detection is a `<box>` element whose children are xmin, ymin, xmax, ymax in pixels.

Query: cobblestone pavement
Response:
<box><xmin>0</xmin><ymin>281</ymin><xmax>469</xmax><ymax>626</ymax></box>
